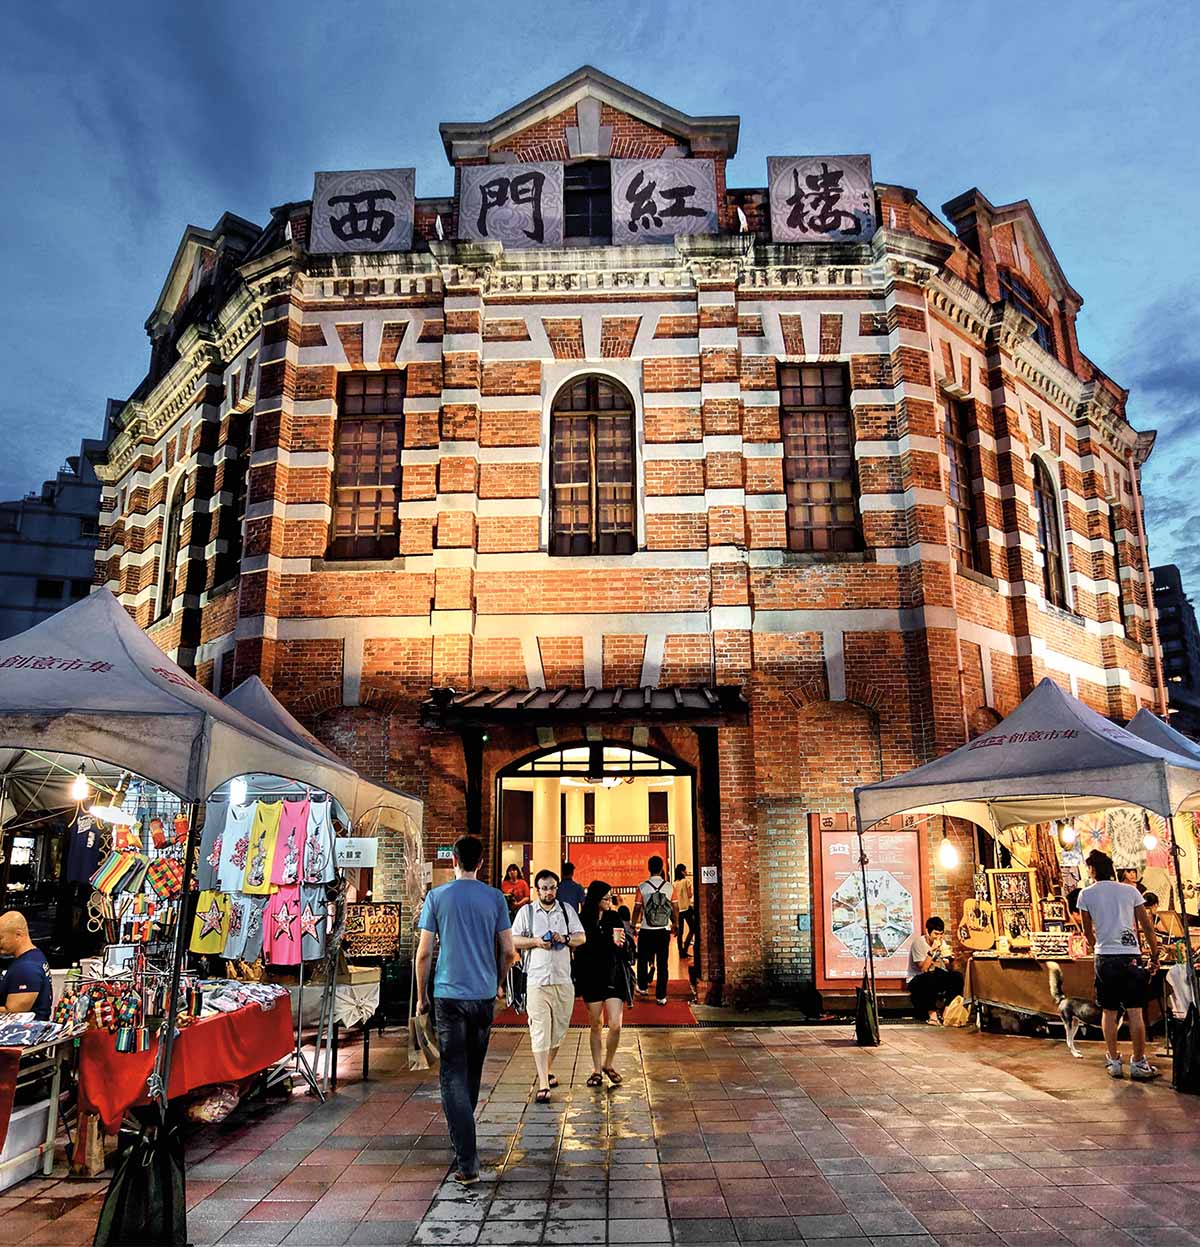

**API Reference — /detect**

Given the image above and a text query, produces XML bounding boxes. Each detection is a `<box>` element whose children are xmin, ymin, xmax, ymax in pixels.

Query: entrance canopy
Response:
<box><xmin>223</xmin><ymin>675</ymin><xmax>422</xmax><ymax>834</ymax></box>
<box><xmin>421</xmin><ymin>684</ymin><xmax>749</xmax><ymax>728</ymax></box>
<box><xmin>0</xmin><ymin>590</ymin><xmax>364</xmax><ymax>804</ymax></box>
<box><xmin>854</xmin><ymin>677</ymin><xmax>1200</xmax><ymax>832</ymax></box>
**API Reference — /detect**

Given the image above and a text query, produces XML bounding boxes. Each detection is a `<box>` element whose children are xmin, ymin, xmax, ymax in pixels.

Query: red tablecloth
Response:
<box><xmin>78</xmin><ymin>999</ymin><xmax>292</xmax><ymax>1133</ymax></box>
<box><xmin>0</xmin><ymin>1048</ymin><xmax>19</xmax><ymax>1152</ymax></box>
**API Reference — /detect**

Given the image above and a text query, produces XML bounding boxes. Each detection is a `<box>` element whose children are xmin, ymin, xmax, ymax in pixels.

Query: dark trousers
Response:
<box><xmin>909</xmin><ymin>968</ymin><xmax>964</xmax><ymax>1019</ymax></box>
<box><xmin>434</xmin><ymin>997</ymin><xmax>495</xmax><ymax>1175</ymax></box>
<box><xmin>637</xmin><ymin>927</ymin><xmax>671</xmax><ymax>1000</ymax></box>
<box><xmin>677</xmin><ymin>907</ymin><xmax>697</xmax><ymax>956</ymax></box>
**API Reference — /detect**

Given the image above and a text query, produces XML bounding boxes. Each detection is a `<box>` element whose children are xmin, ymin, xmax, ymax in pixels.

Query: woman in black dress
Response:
<box><xmin>576</xmin><ymin>880</ymin><xmax>633</xmax><ymax>1086</ymax></box>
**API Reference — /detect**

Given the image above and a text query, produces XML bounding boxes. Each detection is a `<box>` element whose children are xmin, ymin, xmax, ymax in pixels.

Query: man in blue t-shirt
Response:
<box><xmin>416</xmin><ymin>836</ymin><xmax>516</xmax><ymax>1184</ymax></box>
<box><xmin>0</xmin><ymin>912</ymin><xmax>52</xmax><ymax>1022</ymax></box>
<box><xmin>556</xmin><ymin>861</ymin><xmax>586</xmax><ymax>913</ymax></box>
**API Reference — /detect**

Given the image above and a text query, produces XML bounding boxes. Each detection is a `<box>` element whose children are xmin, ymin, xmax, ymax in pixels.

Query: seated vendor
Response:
<box><xmin>907</xmin><ymin>916</ymin><xmax>965</xmax><ymax>1025</ymax></box>
<box><xmin>0</xmin><ymin>912</ymin><xmax>52</xmax><ymax>1022</ymax></box>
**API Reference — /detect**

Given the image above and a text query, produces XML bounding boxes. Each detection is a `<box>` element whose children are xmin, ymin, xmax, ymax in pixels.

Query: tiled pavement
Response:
<box><xmin>4</xmin><ymin>1023</ymin><xmax>1200</xmax><ymax>1246</ymax></box>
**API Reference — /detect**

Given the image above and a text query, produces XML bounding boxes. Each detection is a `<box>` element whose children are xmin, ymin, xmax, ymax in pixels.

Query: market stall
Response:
<box><xmin>853</xmin><ymin>678</ymin><xmax>1200</xmax><ymax>1033</ymax></box>
<box><xmin>0</xmin><ymin>592</ymin><xmax>422</xmax><ymax>1193</ymax></box>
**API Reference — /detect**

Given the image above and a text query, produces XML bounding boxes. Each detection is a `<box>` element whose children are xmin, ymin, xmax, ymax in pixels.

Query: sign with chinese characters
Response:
<box><xmin>566</xmin><ymin>838</ymin><xmax>668</xmax><ymax>892</ymax></box>
<box><xmin>768</xmin><ymin>156</ymin><xmax>875</xmax><ymax>243</ymax></box>
<box><xmin>343</xmin><ymin>902</ymin><xmax>402</xmax><ymax>958</ymax></box>
<box><xmin>459</xmin><ymin>162</ymin><xmax>564</xmax><ymax>247</ymax></box>
<box><xmin>700</xmin><ymin>866</ymin><xmax>718</xmax><ymax>885</ymax></box>
<box><xmin>611</xmin><ymin>159</ymin><xmax>718</xmax><ymax>245</ymax></box>
<box><xmin>335</xmin><ymin>837</ymin><xmax>378</xmax><ymax>869</ymax></box>
<box><xmin>819</xmin><ymin>827</ymin><xmax>921</xmax><ymax>984</ymax></box>
<box><xmin>310</xmin><ymin>168</ymin><xmax>416</xmax><ymax>254</ymax></box>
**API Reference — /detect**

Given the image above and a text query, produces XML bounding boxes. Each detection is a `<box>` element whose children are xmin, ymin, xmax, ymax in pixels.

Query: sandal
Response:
<box><xmin>535</xmin><ymin>1088</ymin><xmax>551</xmax><ymax>1103</ymax></box>
<box><xmin>602</xmin><ymin>1066</ymin><xmax>623</xmax><ymax>1086</ymax></box>
<box><xmin>586</xmin><ymin>1072</ymin><xmax>603</xmax><ymax>1087</ymax></box>
<box><xmin>547</xmin><ymin>1074</ymin><xmax>558</xmax><ymax>1088</ymax></box>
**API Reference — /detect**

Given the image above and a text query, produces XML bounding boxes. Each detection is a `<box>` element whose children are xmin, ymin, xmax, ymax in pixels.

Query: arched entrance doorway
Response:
<box><xmin>496</xmin><ymin>740</ymin><xmax>698</xmax><ymax>980</ymax></box>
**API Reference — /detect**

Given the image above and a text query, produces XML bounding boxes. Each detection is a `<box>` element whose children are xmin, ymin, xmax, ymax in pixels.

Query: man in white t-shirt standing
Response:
<box><xmin>1077</xmin><ymin>849</ymin><xmax>1161</xmax><ymax>1080</ymax></box>
<box><xmin>511</xmin><ymin>870</ymin><xmax>585</xmax><ymax>1101</ymax></box>
<box><xmin>633</xmin><ymin>854</ymin><xmax>677</xmax><ymax>1007</ymax></box>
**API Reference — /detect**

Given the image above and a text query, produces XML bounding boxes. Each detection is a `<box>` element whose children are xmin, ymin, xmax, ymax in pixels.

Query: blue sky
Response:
<box><xmin>2</xmin><ymin>2</ymin><xmax>1197</xmax><ymax>581</ymax></box>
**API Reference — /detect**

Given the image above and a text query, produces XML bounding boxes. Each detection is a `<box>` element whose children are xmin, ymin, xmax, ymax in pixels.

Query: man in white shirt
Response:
<box><xmin>1077</xmin><ymin>849</ymin><xmax>1161</xmax><ymax>1080</ymax></box>
<box><xmin>906</xmin><ymin>916</ymin><xmax>963</xmax><ymax>1023</ymax></box>
<box><xmin>633</xmin><ymin>855</ymin><xmax>677</xmax><ymax>1006</ymax></box>
<box><xmin>511</xmin><ymin>869</ymin><xmax>585</xmax><ymax>1101</ymax></box>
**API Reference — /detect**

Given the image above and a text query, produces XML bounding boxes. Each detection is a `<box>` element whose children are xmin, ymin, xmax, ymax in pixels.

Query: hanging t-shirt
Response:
<box><xmin>299</xmin><ymin>885</ymin><xmax>328</xmax><ymax>960</ymax></box>
<box><xmin>302</xmin><ymin>800</ymin><xmax>337</xmax><ymax>884</ymax></box>
<box><xmin>196</xmin><ymin>800</ymin><xmax>228</xmax><ymax>892</ymax></box>
<box><xmin>217</xmin><ymin>804</ymin><xmax>256</xmax><ymax>892</ymax></box>
<box><xmin>66</xmin><ymin>813</ymin><xmax>102</xmax><ymax>885</ymax></box>
<box><xmin>270</xmin><ymin>799</ymin><xmax>309</xmax><ymax>887</ymax></box>
<box><xmin>264</xmin><ymin>884</ymin><xmax>303</xmax><ymax>965</ymax></box>
<box><xmin>190</xmin><ymin>891</ymin><xmax>232</xmax><ymax>955</ymax></box>
<box><xmin>224</xmin><ymin>894</ymin><xmax>268</xmax><ymax>962</ymax></box>
<box><xmin>242</xmin><ymin>801</ymin><xmax>284</xmax><ymax>895</ymax></box>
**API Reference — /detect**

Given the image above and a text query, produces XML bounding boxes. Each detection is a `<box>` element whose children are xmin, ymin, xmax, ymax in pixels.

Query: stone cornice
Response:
<box><xmin>927</xmin><ymin>273</ymin><xmax>991</xmax><ymax>341</ymax></box>
<box><xmin>1077</xmin><ymin>381</ymin><xmax>1140</xmax><ymax>457</ymax></box>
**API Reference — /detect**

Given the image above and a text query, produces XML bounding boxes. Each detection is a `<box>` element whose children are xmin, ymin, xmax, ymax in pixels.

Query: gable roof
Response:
<box><xmin>146</xmin><ymin>212</ymin><xmax>261</xmax><ymax>335</ymax></box>
<box><xmin>439</xmin><ymin>65</ymin><xmax>740</xmax><ymax>162</ymax></box>
<box><xmin>942</xmin><ymin>188</ymin><xmax>1082</xmax><ymax>308</ymax></box>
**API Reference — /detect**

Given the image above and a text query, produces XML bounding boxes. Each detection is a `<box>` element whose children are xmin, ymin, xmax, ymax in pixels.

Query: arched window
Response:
<box><xmin>1108</xmin><ymin>501</ymin><xmax>1129</xmax><ymax>635</ymax></box>
<box><xmin>943</xmin><ymin>396</ymin><xmax>984</xmax><ymax>572</ymax></box>
<box><xmin>214</xmin><ymin>410</ymin><xmax>252</xmax><ymax>586</ymax></box>
<box><xmin>1033</xmin><ymin>459</ymin><xmax>1067</xmax><ymax>608</ymax></box>
<box><xmin>158</xmin><ymin>476</ymin><xmax>187</xmax><ymax>620</ymax></box>
<box><xmin>550</xmin><ymin>376</ymin><xmax>635</xmax><ymax>556</ymax></box>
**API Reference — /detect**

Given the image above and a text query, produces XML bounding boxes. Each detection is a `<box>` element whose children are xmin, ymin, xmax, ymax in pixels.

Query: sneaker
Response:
<box><xmin>1105</xmin><ymin>1056</ymin><xmax>1124</xmax><ymax>1079</ymax></box>
<box><xmin>657</xmin><ymin>998</ymin><xmax>667</xmax><ymax>1007</ymax></box>
<box><xmin>1130</xmin><ymin>1059</ymin><xmax>1160</xmax><ymax>1081</ymax></box>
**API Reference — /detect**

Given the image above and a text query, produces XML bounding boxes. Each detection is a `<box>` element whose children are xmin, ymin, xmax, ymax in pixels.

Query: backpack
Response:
<box><xmin>643</xmin><ymin>879</ymin><xmax>673</xmax><ymax>928</ymax></box>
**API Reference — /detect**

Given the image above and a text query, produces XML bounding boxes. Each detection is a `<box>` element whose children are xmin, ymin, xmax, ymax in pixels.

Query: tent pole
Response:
<box><xmin>854</xmin><ymin>802</ymin><xmax>880</xmax><ymax>1035</ymax></box>
<box><xmin>150</xmin><ymin>800</ymin><xmax>204</xmax><ymax>1117</ymax></box>
<box><xmin>1166</xmin><ymin>816</ymin><xmax>1200</xmax><ymax>1009</ymax></box>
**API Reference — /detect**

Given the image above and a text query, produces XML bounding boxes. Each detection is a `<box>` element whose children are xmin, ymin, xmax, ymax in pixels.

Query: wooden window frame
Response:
<box><xmin>328</xmin><ymin>372</ymin><xmax>405</xmax><ymax>561</ymax></box>
<box><xmin>779</xmin><ymin>364</ymin><xmax>862</xmax><ymax>554</ymax></box>
<box><xmin>550</xmin><ymin>376</ymin><xmax>636</xmax><ymax>557</ymax></box>
<box><xmin>1108</xmin><ymin>502</ymin><xmax>1130</xmax><ymax>635</ymax></box>
<box><xmin>157</xmin><ymin>476</ymin><xmax>187</xmax><ymax>620</ymax></box>
<box><xmin>1000</xmin><ymin>270</ymin><xmax>1055</xmax><ymax>355</ymax></box>
<box><xmin>1033</xmin><ymin>458</ymin><xmax>1068</xmax><ymax>608</ymax></box>
<box><xmin>564</xmin><ymin>160</ymin><xmax>613</xmax><ymax>242</ymax></box>
<box><xmin>943</xmin><ymin>395</ymin><xmax>984</xmax><ymax>573</ymax></box>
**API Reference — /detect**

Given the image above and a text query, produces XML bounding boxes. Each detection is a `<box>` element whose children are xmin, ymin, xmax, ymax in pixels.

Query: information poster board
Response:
<box><xmin>343</xmin><ymin>902</ymin><xmax>401</xmax><ymax>958</ymax></box>
<box><xmin>818</xmin><ymin>827</ymin><xmax>921</xmax><ymax>986</ymax></box>
<box><xmin>567</xmin><ymin>839</ymin><xmax>667</xmax><ymax>891</ymax></box>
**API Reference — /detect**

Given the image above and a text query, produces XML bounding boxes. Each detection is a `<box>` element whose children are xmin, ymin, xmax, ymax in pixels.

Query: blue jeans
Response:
<box><xmin>433</xmin><ymin>997</ymin><xmax>495</xmax><ymax>1175</ymax></box>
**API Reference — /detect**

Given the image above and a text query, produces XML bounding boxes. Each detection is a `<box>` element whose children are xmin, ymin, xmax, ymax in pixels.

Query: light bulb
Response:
<box><xmin>230</xmin><ymin>777</ymin><xmax>248</xmax><ymax>806</ymax></box>
<box><xmin>70</xmin><ymin>766</ymin><xmax>90</xmax><ymax>803</ymax></box>
<box><xmin>937</xmin><ymin>836</ymin><xmax>959</xmax><ymax>870</ymax></box>
<box><xmin>1060</xmin><ymin>825</ymin><xmax>1078</xmax><ymax>847</ymax></box>
<box><xmin>1144</xmin><ymin>832</ymin><xmax>1159</xmax><ymax>851</ymax></box>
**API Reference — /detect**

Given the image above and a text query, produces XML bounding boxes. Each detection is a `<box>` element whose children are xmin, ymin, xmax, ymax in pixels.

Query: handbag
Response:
<box><xmin>92</xmin><ymin>1121</ymin><xmax>187</xmax><ymax>1246</ymax></box>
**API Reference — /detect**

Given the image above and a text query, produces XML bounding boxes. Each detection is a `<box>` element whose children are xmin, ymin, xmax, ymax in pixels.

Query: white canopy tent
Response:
<box><xmin>1126</xmin><ymin>706</ymin><xmax>1200</xmax><ymax>763</ymax></box>
<box><xmin>223</xmin><ymin>675</ymin><xmax>422</xmax><ymax>838</ymax></box>
<box><xmin>854</xmin><ymin>678</ymin><xmax>1200</xmax><ymax>834</ymax></box>
<box><xmin>0</xmin><ymin>590</ymin><xmax>366</xmax><ymax>806</ymax></box>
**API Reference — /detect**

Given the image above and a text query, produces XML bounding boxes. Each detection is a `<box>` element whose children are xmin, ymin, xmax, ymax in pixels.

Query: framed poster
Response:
<box><xmin>812</xmin><ymin>821</ymin><xmax>923</xmax><ymax>989</ymax></box>
<box><xmin>988</xmin><ymin>868</ymin><xmax>1038</xmax><ymax>951</ymax></box>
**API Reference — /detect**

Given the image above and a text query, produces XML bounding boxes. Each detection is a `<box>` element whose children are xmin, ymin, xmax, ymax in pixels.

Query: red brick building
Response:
<box><xmin>95</xmin><ymin>68</ymin><xmax>1165</xmax><ymax>1002</ymax></box>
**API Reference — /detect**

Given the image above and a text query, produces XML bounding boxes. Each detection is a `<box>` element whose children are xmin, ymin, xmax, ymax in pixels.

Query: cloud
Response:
<box><xmin>1123</xmin><ymin>287</ymin><xmax>1200</xmax><ymax>585</ymax></box>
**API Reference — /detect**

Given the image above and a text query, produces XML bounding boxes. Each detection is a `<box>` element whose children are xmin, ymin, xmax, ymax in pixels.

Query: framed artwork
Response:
<box><xmin>1040</xmin><ymin>897</ymin><xmax>1067</xmax><ymax>930</ymax></box>
<box><xmin>988</xmin><ymin>869</ymin><xmax>1038</xmax><ymax>951</ymax></box>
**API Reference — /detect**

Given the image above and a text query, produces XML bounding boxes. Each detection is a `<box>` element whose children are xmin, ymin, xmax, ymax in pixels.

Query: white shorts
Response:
<box><xmin>527</xmin><ymin>981</ymin><xmax>575</xmax><ymax>1053</ymax></box>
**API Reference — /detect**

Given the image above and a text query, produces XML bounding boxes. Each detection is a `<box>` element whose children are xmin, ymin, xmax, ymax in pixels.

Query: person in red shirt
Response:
<box><xmin>501</xmin><ymin>864</ymin><xmax>529</xmax><ymax>914</ymax></box>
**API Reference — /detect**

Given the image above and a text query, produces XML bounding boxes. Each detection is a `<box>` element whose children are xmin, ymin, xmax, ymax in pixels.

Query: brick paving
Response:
<box><xmin>4</xmin><ymin>1024</ymin><xmax>1200</xmax><ymax>1245</ymax></box>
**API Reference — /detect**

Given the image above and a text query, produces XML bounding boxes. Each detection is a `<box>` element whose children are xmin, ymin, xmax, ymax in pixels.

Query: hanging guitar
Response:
<box><xmin>958</xmin><ymin>896</ymin><xmax>996</xmax><ymax>950</ymax></box>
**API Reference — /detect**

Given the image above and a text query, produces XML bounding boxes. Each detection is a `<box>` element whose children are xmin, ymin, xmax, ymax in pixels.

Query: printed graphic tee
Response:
<box><xmin>303</xmin><ymin>800</ymin><xmax>337</xmax><ymax>885</ymax></box>
<box><xmin>270</xmin><ymin>799</ymin><xmax>309</xmax><ymax>887</ymax></box>
<box><xmin>217</xmin><ymin>804</ymin><xmax>256</xmax><ymax>892</ymax></box>
<box><xmin>190</xmin><ymin>891</ymin><xmax>232</xmax><ymax>955</ymax></box>
<box><xmin>242</xmin><ymin>801</ymin><xmax>284</xmax><ymax>895</ymax></box>
<box><xmin>1077</xmin><ymin>880</ymin><xmax>1145</xmax><ymax>955</ymax></box>
<box><xmin>264</xmin><ymin>884</ymin><xmax>303</xmax><ymax>965</ymax></box>
<box><xmin>196</xmin><ymin>799</ymin><xmax>228</xmax><ymax>892</ymax></box>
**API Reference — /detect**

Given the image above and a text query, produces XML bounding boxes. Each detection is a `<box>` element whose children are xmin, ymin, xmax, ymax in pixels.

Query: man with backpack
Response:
<box><xmin>633</xmin><ymin>855</ymin><xmax>677</xmax><ymax>1007</ymax></box>
<box><xmin>511</xmin><ymin>869</ymin><xmax>585</xmax><ymax>1101</ymax></box>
